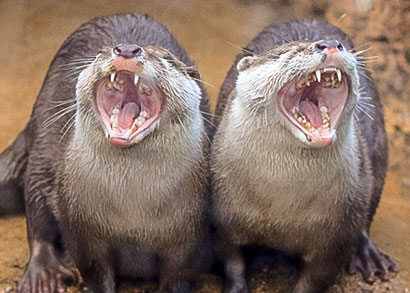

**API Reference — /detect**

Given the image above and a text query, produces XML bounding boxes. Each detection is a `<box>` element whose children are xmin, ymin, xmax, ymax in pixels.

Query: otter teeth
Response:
<box><xmin>320</xmin><ymin>106</ymin><xmax>328</xmax><ymax>113</ymax></box>
<box><xmin>336</xmin><ymin>69</ymin><xmax>342</xmax><ymax>82</ymax></box>
<box><xmin>134</xmin><ymin>75</ymin><xmax>139</xmax><ymax>85</ymax></box>
<box><xmin>296</xmin><ymin>68</ymin><xmax>342</xmax><ymax>89</ymax></box>
<box><xmin>292</xmin><ymin>106</ymin><xmax>330</xmax><ymax>131</ymax></box>
<box><xmin>315</xmin><ymin>70</ymin><xmax>321</xmax><ymax>82</ymax></box>
<box><xmin>320</xmin><ymin>106</ymin><xmax>330</xmax><ymax>130</ymax></box>
<box><xmin>139</xmin><ymin>82</ymin><xmax>149</xmax><ymax>92</ymax></box>
<box><xmin>110</xmin><ymin>73</ymin><xmax>116</xmax><ymax>82</ymax></box>
<box><xmin>140</xmin><ymin>111</ymin><xmax>148</xmax><ymax>119</ymax></box>
<box><xmin>292</xmin><ymin>107</ymin><xmax>311</xmax><ymax>130</ymax></box>
<box><xmin>112</xmin><ymin>107</ymin><xmax>120</xmax><ymax>115</ymax></box>
<box><xmin>110</xmin><ymin>113</ymin><xmax>119</xmax><ymax>130</ymax></box>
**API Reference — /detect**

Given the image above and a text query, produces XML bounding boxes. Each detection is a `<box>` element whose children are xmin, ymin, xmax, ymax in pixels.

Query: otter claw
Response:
<box><xmin>348</xmin><ymin>235</ymin><xmax>398</xmax><ymax>283</ymax></box>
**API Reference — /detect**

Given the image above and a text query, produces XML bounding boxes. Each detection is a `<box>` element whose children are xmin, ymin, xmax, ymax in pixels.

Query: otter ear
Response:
<box><xmin>237</xmin><ymin>55</ymin><xmax>256</xmax><ymax>72</ymax></box>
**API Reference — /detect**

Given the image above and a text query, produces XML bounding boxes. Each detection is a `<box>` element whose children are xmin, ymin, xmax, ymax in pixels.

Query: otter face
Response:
<box><xmin>76</xmin><ymin>44</ymin><xmax>201</xmax><ymax>147</ymax></box>
<box><xmin>236</xmin><ymin>40</ymin><xmax>359</xmax><ymax>147</ymax></box>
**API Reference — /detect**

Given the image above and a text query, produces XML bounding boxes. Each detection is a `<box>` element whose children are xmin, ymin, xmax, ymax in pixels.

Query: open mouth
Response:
<box><xmin>95</xmin><ymin>70</ymin><xmax>162</xmax><ymax>147</ymax></box>
<box><xmin>277</xmin><ymin>67</ymin><xmax>349</xmax><ymax>146</ymax></box>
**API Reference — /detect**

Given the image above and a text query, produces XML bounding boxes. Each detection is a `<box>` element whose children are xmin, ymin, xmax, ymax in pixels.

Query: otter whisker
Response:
<box><xmin>350</xmin><ymin>42</ymin><xmax>372</xmax><ymax>51</ymax></box>
<box><xmin>190</xmin><ymin>77</ymin><xmax>216</xmax><ymax>88</ymax></box>
<box><xmin>45</xmin><ymin>101</ymin><xmax>76</xmax><ymax>112</ymax></box>
<box><xmin>62</xmin><ymin>64</ymin><xmax>92</xmax><ymax>72</ymax></box>
<box><xmin>199</xmin><ymin>111</ymin><xmax>221</xmax><ymax>118</ymax></box>
<box><xmin>43</xmin><ymin>104</ymin><xmax>77</xmax><ymax>128</ymax></box>
<box><xmin>358</xmin><ymin>99</ymin><xmax>375</xmax><ymax>108</ymax></box>
<box><xmin>353</xmin><ymin>47</ymin><xmax>373</xmax><ymax>56</ymax></box>
<box><xmin>226</xmin><ymin>41</ymin><xmax>255</xmax><ymax>55</ymax></box>
<box><xmin>48</xmin><ymin>99</ymin><xmax>76</xmax><ymax>105</ymax></box>
<box><xmin>63</xmin><ymin>68</ymin><xmax>90</xmax><ymax>80</ymax></box>
<box><xmin>353</xmin><ymin>111</ymin><xmax>359</xmax><ymax>122</ymax></box>
<box><xmin>355</xmin><ymin>104</ymin><xmax>374</xmax><ymax>120</ymax></box>
<box><xmin>357</xmin><ymin>70</ymin><xmax>373</xmax><ymax>81</ymax></box>
<box><xmin>66</xmin><ymin>56</ymin><xmax>96</xmax><ymax>62</ymax></box>
<box><xmin>43</xmin><ymin>107</ymin><xmax>76</xmax><ymax>128</ymax></box>
<box><xmin>200</xmin><ymin>115</ymin><xmax>216</xmax><ymax>128</ymax></box>
<box><xmin>355</xmin><ymin>55</ymin><xmax>378</xmax><ymax>60</ymax></box>
<box><xmin>58</xmin><ymin>61</ymin><xmax>94</xmax><ymax>68</ymax></box>
<box><xmin>59</xmin><ymin>112</ymin><xmax>76</xmax><ymax>143</ymax></box>
<box><xmin>60</xmin><ymin>65</ymin><xmax>93</xmax><ymax>73</ymax></box>
<box><xmin>356</xmin><ymin>64</ymin><xmax>376</xmax><ymax>74</ymax></box>
<box><xmin>184</xmin><ymin>109</ymin><xmax>216</xmax><ymax>129</ymax></box>
<box><xmin>32</xmin><ymin>100</ymin><xmax>76</xmax><ymax>120</ymax></box>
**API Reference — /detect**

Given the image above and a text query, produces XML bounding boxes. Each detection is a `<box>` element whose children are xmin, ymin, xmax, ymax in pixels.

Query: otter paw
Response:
<box><xmin>348</xmin><ymin>236</ymin><xmax>398</xmax><ymax>283</ymax></box>
<box><xmin>17</xmin><ymin>242</ymin><xmax>80</xmax><ymax>293</ymax></box>
<box><xmin>17</xmin><ymin>264</ymin><xmax>79</xmax><ymax>293</ymax></box>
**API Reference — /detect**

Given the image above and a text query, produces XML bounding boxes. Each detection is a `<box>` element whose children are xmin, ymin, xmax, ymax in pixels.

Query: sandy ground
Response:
<box><xmin>0</xmin><ymin>0</ymin><xmax>409</xmax><ymax>292</ymax></box>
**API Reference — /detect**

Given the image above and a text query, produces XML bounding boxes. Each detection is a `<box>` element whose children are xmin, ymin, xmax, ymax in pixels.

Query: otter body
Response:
<box><xmin>211</xmin><ymin>19</ymin><xmax>396</xmax><ymax>292</ymax></box>
<box><xmin>0</xmin><ymin>14</ymin><xmax>210</xmax><ymax>292</ymax></box>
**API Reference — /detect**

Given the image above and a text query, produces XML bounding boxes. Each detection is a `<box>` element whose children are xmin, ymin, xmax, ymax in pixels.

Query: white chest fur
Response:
<box><xmin>60</xmin><ymin>115</ymin><xmax>204</xmax><ymax>242</ymax></box>
<box><xmin>213</xmin><ymin>101</ymin><xmax>360</xmax><ymax>232</ymax></box>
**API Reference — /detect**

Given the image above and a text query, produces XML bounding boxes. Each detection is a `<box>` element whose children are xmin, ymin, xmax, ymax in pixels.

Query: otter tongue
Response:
<box><xmin>299</xmin><ymin>100</ymin><xmax>322</xmax><ymax>128</ymax></box>
<box><xmin>118</xmin><ymin>102</ymin><xmax>140</xmax><ymax>130</ymax></box>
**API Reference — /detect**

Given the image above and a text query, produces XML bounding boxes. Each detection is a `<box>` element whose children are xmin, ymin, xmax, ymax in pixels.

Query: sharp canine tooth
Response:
<box><xmin>315</xmin><ymin>70</ymin><xmax>321</xmax><ymax>82</ymax></box>
<box><xmin>336</xmin><ymin>69</ymin><xmax>342</xmax><ymax>82</ymax></box>
<box><xmin>110</xmin><ymin>73</ymin><xmax>116</xmax><ymax>82</ymax></box>
<box><xmin>134</xmin><ymin>75</ymin><xmax>139</xmax><ymax>85</ymax></box>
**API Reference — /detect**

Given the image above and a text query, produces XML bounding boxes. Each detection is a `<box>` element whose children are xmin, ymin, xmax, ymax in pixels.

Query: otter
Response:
<box><xmin>211</xmin><ymin>19</ymin><xmax>397</xmax><ymax>292</ymax></box>
<box><xmin>0</xmin><ymin>14</ymin><xmax>211</xmax><ymax>292</ymax></box>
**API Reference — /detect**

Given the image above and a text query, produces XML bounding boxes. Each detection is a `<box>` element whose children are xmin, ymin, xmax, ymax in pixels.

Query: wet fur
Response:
<box><xmin>0</xmin><ymin>13</ymin><xmax>210</xmax><ymax>292</ymax></box>
<box><xmin>211</xmin><ymin>19</ymin><xmax>387</xmax><ymax>292</ymax></box>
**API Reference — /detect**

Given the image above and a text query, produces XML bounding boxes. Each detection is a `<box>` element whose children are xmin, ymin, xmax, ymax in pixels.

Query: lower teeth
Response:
<box><xmin>292</xmin><ymin>106</ymin><xmax>331</xmax><ymax>131</ymax></box>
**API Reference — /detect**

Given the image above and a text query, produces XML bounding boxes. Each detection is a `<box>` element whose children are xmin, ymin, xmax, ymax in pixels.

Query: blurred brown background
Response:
<box><xmin>0</xmin><ymin>0</ymin><xmax>409</xmax><ymax>292</ymax></box>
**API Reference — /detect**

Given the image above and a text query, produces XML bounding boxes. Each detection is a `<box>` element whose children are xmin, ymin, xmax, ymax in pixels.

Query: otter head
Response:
<box><xmin>76</xmin><ymin>44</ymin><xmax>201</xmax><ymax>147</ymax></box>
<box><xmin>236</xmin><ymin>39</ymin><xmax>360</xmax><ymax>147</ymax></box>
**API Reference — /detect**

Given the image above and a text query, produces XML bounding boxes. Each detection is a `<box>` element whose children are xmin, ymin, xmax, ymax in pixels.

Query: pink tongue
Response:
<box><xmin>299</xmin><ymin>100</ymin><xmax>322</xmax><ymax>128</ymax></box>
<box><xmin>118</xmin><ymin>102</ymin><xmax>140</xmax><ymax>130</ymax></box>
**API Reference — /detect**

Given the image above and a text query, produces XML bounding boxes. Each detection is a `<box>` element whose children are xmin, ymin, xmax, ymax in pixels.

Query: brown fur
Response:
<box><xmin>0</xmin><ymin>13</ymin><xmax>211</xmax><ymax>292</ymax></box>
<box><xmin>211</xmin><ymin>19</ymin><xmax>394</xmax><ymax>292</ymax></box>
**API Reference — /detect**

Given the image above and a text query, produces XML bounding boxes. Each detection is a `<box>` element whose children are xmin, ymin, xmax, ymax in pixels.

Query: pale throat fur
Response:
<box><xmin>55</xmin><ymin>45</ymin><xmax>205</xmax><ymax>235</ymax></box>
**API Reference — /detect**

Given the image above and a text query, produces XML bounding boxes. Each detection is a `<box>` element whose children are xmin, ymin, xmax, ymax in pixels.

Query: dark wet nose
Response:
<box><xmin>113</xmin><ymin>44</ymin><xmax>142</xmax><ymax>58</ymax></box>
<box><xmin>315</xmin><ymin>40</ymin><xmax>344</xmax><ymax>52</ymax></box>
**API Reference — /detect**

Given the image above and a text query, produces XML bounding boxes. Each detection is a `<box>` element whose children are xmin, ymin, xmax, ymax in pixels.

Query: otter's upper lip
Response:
<box><xmin>277</xmin><ymin>61</ymin><xmax>350</xmax><ymax>147</ymax></box>
<box><xmin>95</xmin><ymin>66</ymin><xmax>163</xmax><ymax>147</ymax></box>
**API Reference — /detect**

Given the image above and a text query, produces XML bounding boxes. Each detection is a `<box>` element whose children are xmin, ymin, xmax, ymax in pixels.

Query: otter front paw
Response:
<box><xmin>348</xmin><ymin>234</ymin><xmax>398</xmax><ymax>283</ymax></box>
<box><xmin>17</xmin><ymin>242</ymin><xmax>79</xmax><ymax>293</ymax></box>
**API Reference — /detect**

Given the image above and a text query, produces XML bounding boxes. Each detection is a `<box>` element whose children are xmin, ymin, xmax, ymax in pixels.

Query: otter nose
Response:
<box><xmin>315</xmin><ymin>40</ymin><xmax>344</xmax><ymax>53</ymax></box>
<box><xmin>113</xmin><ymin>44</ymin><xmax>142</xmax><ymax>58</ymax></box>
